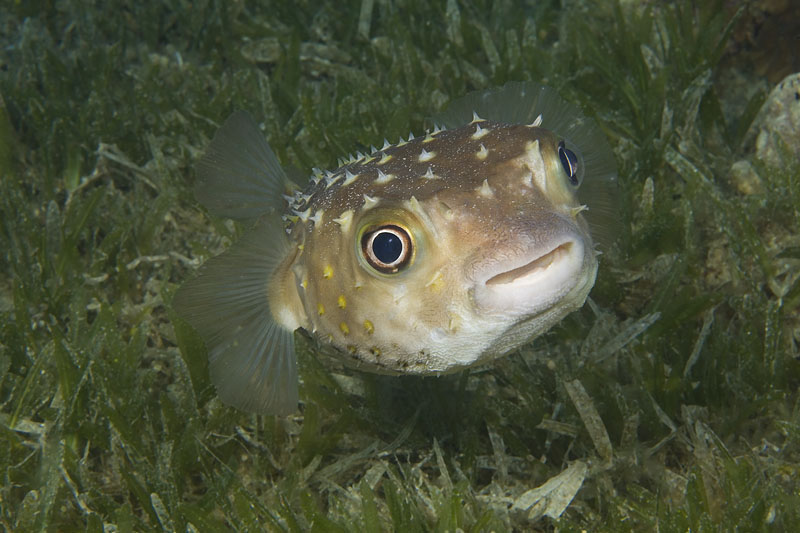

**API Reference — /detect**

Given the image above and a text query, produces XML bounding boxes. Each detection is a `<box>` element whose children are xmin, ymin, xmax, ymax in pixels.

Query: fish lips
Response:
<box><xmin>471</xmin><ymin>232</ymin><xmax>593</xmax><ymax>317</ymax></box>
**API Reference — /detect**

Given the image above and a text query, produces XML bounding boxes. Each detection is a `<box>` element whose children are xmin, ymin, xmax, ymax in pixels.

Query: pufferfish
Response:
<box><xmin>174</xmin><ymin>82</ymin><xmax>618</xmax><ymax>415</ymax></box>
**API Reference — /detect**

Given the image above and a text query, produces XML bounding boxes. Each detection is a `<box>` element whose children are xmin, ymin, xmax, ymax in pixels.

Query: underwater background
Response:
<box><xmin>1</xmin><ymin>0</ymin><xmax>799</xmax><ymax>530</ymax></box>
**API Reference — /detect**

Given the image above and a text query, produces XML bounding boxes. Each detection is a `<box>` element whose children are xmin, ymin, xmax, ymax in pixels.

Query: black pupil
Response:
<box><xmin>372</xmin><ymin>231</ymin><xmax>403</xmax><ymax>264</ymax></box>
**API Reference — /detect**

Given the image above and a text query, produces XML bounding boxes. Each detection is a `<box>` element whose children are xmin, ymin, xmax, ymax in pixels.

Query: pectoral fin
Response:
<box><xmin>174</xmin><ymin>217</ymin><xmax>298</xmax><ymax>415</ymax></box>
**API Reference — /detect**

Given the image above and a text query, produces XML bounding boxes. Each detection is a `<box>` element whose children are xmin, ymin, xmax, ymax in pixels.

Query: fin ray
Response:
<box><xmin>174</xmin><ymin>217</ymin><xmax>298</xmax><ymax>415</ymax></box>
<box><xmin>195</xmin><ymin>111</ymin><xmax>293</xmax><ymax>219</ymax></box>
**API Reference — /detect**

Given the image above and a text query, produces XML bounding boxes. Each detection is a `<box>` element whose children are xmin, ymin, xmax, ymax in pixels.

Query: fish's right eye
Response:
<box><xmin>361</xmin><ymin>225</ymin><xmax>413</xmax><ymax>274</ymax></box>
<box><xmin>558</xmin><ymin>140</ymin><xmax>581</xmax><ymax>187</ymax></box>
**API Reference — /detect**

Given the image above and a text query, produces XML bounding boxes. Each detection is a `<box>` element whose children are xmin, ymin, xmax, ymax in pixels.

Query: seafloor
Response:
<box><xmin>1</xmin><ymin>1</ymin><xmax>799</xmax><ymax>531</ymax></box>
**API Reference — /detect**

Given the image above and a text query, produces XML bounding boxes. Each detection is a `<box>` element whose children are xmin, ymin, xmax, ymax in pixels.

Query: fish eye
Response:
<box><xmin>361</xmin><ymin>225</ymin><xmax>413</xmax><ymax>273</ymax></box>
<box><xmin>558</xmin><ymin>141</ymin><xmax>580</xmax><ymax>186</ymax></box>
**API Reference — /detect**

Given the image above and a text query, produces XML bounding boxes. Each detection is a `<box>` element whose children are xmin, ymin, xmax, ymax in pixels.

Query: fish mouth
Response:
<box><xmin>474</xmin><ymin>237</ymin><xmax>592</xmax><ymax>316</ymax></box>
<box><xmin>485</xmin><ymin>242</ymin><xmax>574</xmax><ymax>287</ymax></box>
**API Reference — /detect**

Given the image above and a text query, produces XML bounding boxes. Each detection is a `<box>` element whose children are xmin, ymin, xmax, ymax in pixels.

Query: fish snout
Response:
<box><xmin>471</xmin><ymin>232</ymin><xmax>592</xmax><ymax>317</ymax></box>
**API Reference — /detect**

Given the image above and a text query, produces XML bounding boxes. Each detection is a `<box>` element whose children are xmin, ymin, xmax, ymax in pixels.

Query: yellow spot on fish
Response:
<box><xmin>476</xmin><ymin>143</ymin><xmax>488</xmax><ymax>160</ymax></box>
<box><xmin>422</xmin><ymin>132</ymin><xmax>435</xmax><ymax>143</ymax></box>
<box><xmin>363</xmin><ymin>319</ymin><xmax>374</xmax><ymax>335</ymax></box>
<box><xmin>301</xmin><ymin>277</ymin><xmax>308</xmax><ymax>289</ymax></box>
<box><xmin>323</xmin><ymin>265</ymin><xmax>333</xmax><ymax>279</ymax></box>
<box><xmin>448</xmin><ymin>314</ymin><xmax>460</xmax><ymax>333</ymax></box>
<box><xmin>378</xmin><ymin>153</ymin><xmax>392</xmax><ymax>165</ymax></box>
<box><xmin>425</xmin><ymin>270</ymin><xmax>444</xmax><ymax>292</ymax></box>
<box><xmin>340</xmin><ymin>322</ymin><xmax>350</xmax><ymax>335</ymax></box>
<box><xmin>333</xmin><ymin>210</ymin><xmax>354</xmax><ymax>232</ymax></box>
<box><xmin>472</xmin><ymin>124</ymin><xmax>489</xmax><ymax>140</ymax></box>
<box><xmin>419</xmin><ymin>149</ymin><xmax>436</xmax><ymax>162</ymax></box>
<box><xmin>338</xmin><ymin>295</ymin><xmax>347</xmax><ymax>309</ymax></box>
<box><xmin>318</xmin><ymin>303</ymin><xmax>325</xmax><ymax>315</ymax></box>
<box><xmin>476</xmin><ymin>179</ymin><xmax>494</xmax><ymax>198</ymax></box>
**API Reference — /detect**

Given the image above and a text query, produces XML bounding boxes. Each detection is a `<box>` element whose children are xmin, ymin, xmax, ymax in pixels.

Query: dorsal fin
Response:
<box><xmin>195</xmin><ymin>111</ymin><xmax>295</xmax><ymax>219</ymax></box>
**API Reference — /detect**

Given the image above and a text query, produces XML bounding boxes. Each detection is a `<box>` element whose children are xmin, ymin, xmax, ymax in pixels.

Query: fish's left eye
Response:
<box><xmin>558</xmin><ymin>141</ymin><xmax>580</xmax><ymax>186</ymax></box>
<box><xmin>361</xmin><ymin>225</ymin><xmax>412</xmax><ymax>274</ymax></box>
